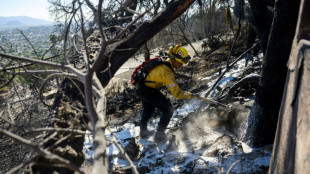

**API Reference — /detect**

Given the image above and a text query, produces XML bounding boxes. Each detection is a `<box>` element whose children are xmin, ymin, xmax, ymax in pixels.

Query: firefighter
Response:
<box><xmin>135</xmin><ymin>44</ymin><xmax>199</xmax><ymax>142</ymax></box>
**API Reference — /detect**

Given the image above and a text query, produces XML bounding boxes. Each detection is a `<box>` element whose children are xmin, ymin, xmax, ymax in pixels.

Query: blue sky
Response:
<box><xmin>0</xmin><ymin>0</ymin><xmax>51</xmax><ymax>21</ymax></box>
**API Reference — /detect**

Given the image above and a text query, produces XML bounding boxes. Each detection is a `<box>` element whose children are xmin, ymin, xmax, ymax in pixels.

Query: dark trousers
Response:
<box><xmin>138</xmin><ymin>89</ymin><xmax>174</xmax><ymax>132</ymax></box>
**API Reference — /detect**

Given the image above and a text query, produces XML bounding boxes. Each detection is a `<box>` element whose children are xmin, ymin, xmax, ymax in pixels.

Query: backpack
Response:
<box><xmin>130</xmin><ymin>57</ymin><xmax>174</xmax><ymax>90</ymax></box>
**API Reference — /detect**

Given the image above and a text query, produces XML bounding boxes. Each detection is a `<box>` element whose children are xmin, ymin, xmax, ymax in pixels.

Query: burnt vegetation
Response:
<box><xmin>0</xmin><ymin>0</ymin><xmax>308</xmax><ymax>173</ymax></box>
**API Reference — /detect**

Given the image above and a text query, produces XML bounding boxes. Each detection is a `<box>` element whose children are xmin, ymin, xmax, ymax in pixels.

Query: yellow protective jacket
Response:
<box><xmin>144</xmin><ymin>58</ymin><xmax>192</xmax><ymax>99</ymax></box>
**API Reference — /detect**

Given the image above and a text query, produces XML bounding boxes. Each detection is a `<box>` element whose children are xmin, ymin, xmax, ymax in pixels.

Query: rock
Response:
<box><xmin>124</xmin><ymin>137</ymin><xmax>140</xmax><ymax>159</ymax></box>
<box><xmin>202</xmin><ymin>134</ymin><xmax>243</xmax><ymax>158</ymax></box>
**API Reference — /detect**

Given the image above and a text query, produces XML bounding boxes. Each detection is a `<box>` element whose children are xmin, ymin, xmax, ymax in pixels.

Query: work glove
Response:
<box><xmin>191</xmin><ymin>93</ymin><xmax>201</xmax><ymax>100</ymax></box>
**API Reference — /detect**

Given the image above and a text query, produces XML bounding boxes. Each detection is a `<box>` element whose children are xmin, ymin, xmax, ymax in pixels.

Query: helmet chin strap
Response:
<box><xmin>172</xmin><ymin>52</ymin><xmax>185</xmax><ymax>64</ymax></box>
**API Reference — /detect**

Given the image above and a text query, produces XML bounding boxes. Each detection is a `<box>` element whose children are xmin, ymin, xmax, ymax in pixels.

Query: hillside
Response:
<box><xmin>0</xmin><ymin>16</ymin><xmax>52</xmax><ymax>27</ymax></box>
<box><xmin>80</xmin><ymin>38</ymin><xmax>271</xmax><ymax>173</ymax></box>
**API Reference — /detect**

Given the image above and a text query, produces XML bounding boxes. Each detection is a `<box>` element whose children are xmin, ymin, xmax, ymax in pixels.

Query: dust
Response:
<box><xmin>172</xmin><ymin>104</ymin><xmax>250</xmax><ymax>145</ymax></box>
<box><xmin>213</xmin><ymin>104</ymin><xmax>249</xmax><ymax>134</ymax></box>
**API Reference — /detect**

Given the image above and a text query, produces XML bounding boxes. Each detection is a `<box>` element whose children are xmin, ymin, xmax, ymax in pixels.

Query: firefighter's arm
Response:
<box><xmin>163</xmin><ymin>68</ymin><xmax>192</xmax><ymax>99</ymax></box>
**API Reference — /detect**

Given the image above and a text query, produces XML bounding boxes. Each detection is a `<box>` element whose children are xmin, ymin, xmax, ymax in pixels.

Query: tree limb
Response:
<box><xmin>0</xmin><ymin>52</ymin><xmax>85</xmax><ymax>82</ymax></box>
<box><xmin>17</xmin><ymin>29</ymin><xmax>40</xmax><ymax>59</ymax></box>
<box><xmin>96</xmin><ymin>0</ymin><xmax>196</xmax><ymax>87</ymax></box>
<box><xmin>107</xmin><ymin>127</ymin><xmax>138</xmax><ymax>174</ymax></box>
<box><xmin>26</xmin><ymin>127</ymin><xmax>90</xmax><ymax>135</ymax></box>
<box><xmin>12</xmin><ymin>70</ymin><xmax>64</xmax><ymax>75</ymax></box>
<box><xmin>205</xmin><ymin>42</ymin><xmax>260</xmax><ymax>97</ymax></box>
<box><xmin>0</xmin><ymin>128</ymin><xmax>85</xmax><ymax>174</ymax></box>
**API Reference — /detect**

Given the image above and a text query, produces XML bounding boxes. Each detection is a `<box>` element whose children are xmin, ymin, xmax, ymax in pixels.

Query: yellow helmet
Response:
<box><xmin>168</xmin><ymin>44</ymin><xmax>191</xmax><ymax>64</ymax></box>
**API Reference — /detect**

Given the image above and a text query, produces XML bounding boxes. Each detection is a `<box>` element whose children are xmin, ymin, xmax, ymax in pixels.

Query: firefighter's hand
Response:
<box><xmin>191</xmin><ymin>93</ymin><xmax>201</xmax><ymax>100</ymax></box>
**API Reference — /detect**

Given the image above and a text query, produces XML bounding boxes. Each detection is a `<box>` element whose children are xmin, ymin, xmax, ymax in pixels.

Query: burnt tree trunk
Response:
<box><xmin>96</xmin><ymin>0</ymin><xmax>196</xmax><ymax>87</ymax></box>
<box><xmin>269</xmin><ymin>0</ymin><xmax>310</xmax><ymax>173</ymax></box>
<box><xmin>245</xmin><ymin>0</ymin><xmax>301</xmax><ymax>147</ymax></box>
<box><xmin>247</xmin><ymin>0</ymin><xmax>273</xmax><ymax>54</ymax></box>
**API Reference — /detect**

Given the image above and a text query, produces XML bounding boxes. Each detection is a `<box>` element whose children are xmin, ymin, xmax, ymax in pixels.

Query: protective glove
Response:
<box><xmin>191</xmin><ymin>93</ymin><xmax>201</xmax><ymax>100</ymax></box>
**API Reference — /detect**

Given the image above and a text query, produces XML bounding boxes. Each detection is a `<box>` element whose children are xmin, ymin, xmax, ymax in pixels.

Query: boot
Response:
<box><xmin>154</xmin><ymin>130</ymin><xmax>167</xmax><ymax>143</ymax></box>
<box><xmin>140</xmin><ymin>128</ymin><xmax>154</xmax><ymax>138</ymax></box>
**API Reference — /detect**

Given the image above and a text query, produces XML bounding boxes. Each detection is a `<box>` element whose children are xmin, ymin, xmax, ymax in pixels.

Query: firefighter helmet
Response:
<box><xmin>168</xmin><ymin>44</ymin><xmax>191</xmax><ymax>64</ymax></box>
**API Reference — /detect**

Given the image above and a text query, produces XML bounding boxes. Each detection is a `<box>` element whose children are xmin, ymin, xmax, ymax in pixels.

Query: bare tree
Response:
<box><xmin>0</xmin><ymin>0</ymin><xmax>197</xmax><ymax>173</ymax></box>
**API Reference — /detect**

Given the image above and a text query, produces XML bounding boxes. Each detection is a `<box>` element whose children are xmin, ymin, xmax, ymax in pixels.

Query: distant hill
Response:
<box><xmin>0</xmin><ymin>16</ymin><xmax>52</xmax><ymax>27</ymax></box>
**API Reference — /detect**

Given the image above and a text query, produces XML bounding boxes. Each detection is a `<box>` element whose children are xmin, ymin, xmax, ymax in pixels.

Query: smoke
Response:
<box><xmin>214</xmin><ymin>104</ymin><xmax>249</xmax><ymax>134</ymax></box>
<box><xmin>171</xmin><ymin>104</ymin><xmax>250</xmax><ymax>146</ymax></box>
